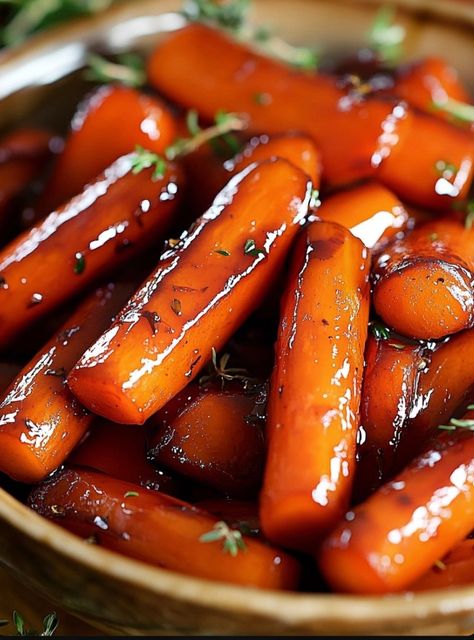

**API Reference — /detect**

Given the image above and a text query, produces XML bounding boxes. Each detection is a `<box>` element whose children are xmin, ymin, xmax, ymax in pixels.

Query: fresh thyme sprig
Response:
<box><xmin>183</xmin><ymin>0</ymin><xmax>318</xmax><ymax>70</ymax></box>
<box><xmin>432</xmin><ymin>97</ymin><xmax>474</xmax><ymax>125</ymax></box>
<box><xmin>131</xmin><ymin>146</ymin><xmax>167</xmax><ymax>181</ymax></box>
<box><xmin>367</xmin><ymin>5</ymin><xmax>405</xmax><ymax>65</ymax></box>
<box><xmin>0</xmin><ymin>610</ymin><xmax>59</xmax><ymax>636</ymax></box>
<box><xmin>199</xmin><ymin>347</ymin><xmax>255</xmax><ymax>388</ymax></box>
<box><xmin>439</xmin><ymin>405</ymin><xmax>474</xmax><ymax>432</ymax></box>
<box><xmin>199</xmin><ymin>520</ymin><xmax>247</xmax><ymax>556</ymax></box>
<box><xmin>84</xmin><ymin>52</ymin><xmax>146</xmax><ymax>88</ymax></box>
<box><xmin>370</xmin><ymin>320</ymin><xmax>391</xmax><ymax>341</ymax></box>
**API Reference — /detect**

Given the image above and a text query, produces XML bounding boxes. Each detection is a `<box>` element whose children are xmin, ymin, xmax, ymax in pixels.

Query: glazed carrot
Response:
<box><xmin>148</xmin><ymin>24</ymin><xmax>474</xmax><ymax>208</ymax></box>
<box><xmin>319</xmin><ymin>416</ymin><xmax>474</xmax><ymax>594</ymax></box>
<box><xmin>39</xmin><ymin>85</ymin><xmax>176</xmax><ymax>211</ymax></box>
<box><xmin>148</xmin><ymin>23</ymin><xmax>409</xmax><ymax>188</ymax></box>
<box><xmin>29</xmin><ymin>467</ymin><xmax>300</xmax><ymax>590</ymax></box>
<box><xmin>196</xmin><ymin>499</ymin><xmax>260</xmax><ymax>536</ymax></box>
<box><xmin>68</xmin><ymin>159</ymin><xmax>311</xmax><ymax>424</ymax></box>
<box><xmin>354</xmin><ymin>333</ymin><xmax>427</xmax><ymax>500</ymax></box>
<box><xmin>394</xmin><ymin>327</ymin><xmax>474</xmax><ymax>468</ymax></box>
<box><xmin>317</xmin><ymin>181</ymin><xmax>409</xmax><ymax>251</ymax></box>
<box><xmin>392</xmin><ymin>57</ymin><xmax>471</xmax><ymax>124</ymax></box>
<box><xmin>377</xmin><ymin>110</ymin><xmax>474</xmax><ymax>210</ymax></box>
<box><xmin>0</xmin><ymin>282</ymin><xmax>134</xmax><ymax>483</ymax></box>
<box><xmin>260</xmin><ymin>221</ymin><xmax>370</xmax><ymax>551</ymax></box>
<box><xmin>373</xmin><ymin>218</ymin><xmax>474</xmax><ymax>340</ymax></box>
<box><xmin>409</xmin><ymin>539</ymin><xmax>474</xmax><ymax>591</ymax></box>
<box><xmin>0</xmin><ymin>362</ymin><xmax>20</xmax><ymax>394</ymax></box>
<box><xmin>148</xmin><ymin>384</ymin><xmax>265</xmax><ymax>497</ymax></box>
<box><xmin>0</xmin><ymin>154</ymin><xmax>182</xmax><ymax>348</ymax></box>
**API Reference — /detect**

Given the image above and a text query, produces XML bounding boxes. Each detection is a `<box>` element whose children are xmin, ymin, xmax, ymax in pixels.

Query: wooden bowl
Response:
<box><xmin>0</xmin><ymin>0</ymin><xmax>473</xmax><ymax>635</ymax></box>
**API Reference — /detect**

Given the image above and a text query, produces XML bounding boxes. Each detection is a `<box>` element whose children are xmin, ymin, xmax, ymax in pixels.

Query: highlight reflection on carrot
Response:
<box><xmin>0</xmin><ymin>154</ymin><xmax>182</xmax><ymax>347</ymax></box>
<box><xmin>68</xmin><ymin>159</ymin><xmax>311</xmax><ymax>424</ymax></box>
<box><xmin>29</xmin><ymin>467</ymin><xmax>300</xmax><ymax>590</ymax></box>
<box><xmin>373</xmin><ymin>218</ymin><xmax>474</xmax><ymax>340</ymax></box>
<box><xmin>0</xmin><ymin>282</ymin><xmax>134</xmax><ymax>483</ymax></box>
<box><xmin>319</xmin><ymin>415</ymin><xmax>474</xmax><ymax>594</ymax></box>
<box><xmin>39</xmin><ymin>85</ymin><xmax>176</xmax><ymax>211</ymax></box>
<box><xmin>260</xmin><ymin>221</ymin><xmax>370</xmax><ymax>551</ymax></box>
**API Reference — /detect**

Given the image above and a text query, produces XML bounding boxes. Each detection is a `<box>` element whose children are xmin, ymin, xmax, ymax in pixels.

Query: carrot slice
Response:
<box><xmin>148</xmin><ymin>384</ymin><xmax>265</xmax><ymax>497</ymax></box>
<box><xmin>319</xmin><ymin>416</ymin><xmax>474</xmax><ymax>594</ymax></box>
<box><xmin>28</xmin><ymin>467</ymin><xmax>300</xmax><ymax>590</ymax></box>
<box><xmin>409</xmin><ymin>539</ymin><xmax>474</xmax><ymax>591</ymax></box>
<box><xmin>260</xmin><ymin>221</ymin><xmax>370</xmax><ymax>550</ymax></box>
<box><xmin>317</xmin><ymin>181</ymin><xmax>409</xmax><ymax>251</ymax></box>
<box><xmin>373</xmin><ymin>218</ymin><xmax>474</xmax><ymax>340</ymax></box>
<box><xmin>39</xmin><ymin>85</ymin><xmax>176</xmax><ymax>211</ymax></box>
<box><xmin>0</xmin><ymin>282</ymin><xmax>134</xmax><ymax>483</ymax></box>
<box><xmin>68</xmin><ymin>159</ymin><xmax>311</xmax><ymax>424</ymax></box>
<box><xmin>0</xmin><ymin>154</ymin><xmax>182</xmax><ymax>348</ymax></box>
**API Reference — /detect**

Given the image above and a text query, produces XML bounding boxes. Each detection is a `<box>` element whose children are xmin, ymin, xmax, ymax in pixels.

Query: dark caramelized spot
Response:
<box><xmin>397</xmin><ymin>494</ymin><xmax>412</xmax><ymax>506</ymax></box>
<box><xmin>141</xmin><ymin>310</ymin><xmax>161</xmax><ymax>335</ymax></box>
<box><xmin>310</xmin><ymin>233</ymin><xmax>345</xmax><ymax>261</ymax></box>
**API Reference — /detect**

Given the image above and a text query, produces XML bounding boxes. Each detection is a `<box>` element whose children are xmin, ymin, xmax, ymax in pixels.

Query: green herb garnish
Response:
<box><xmin>199</xmin><ymin>520</ymin><xmax>247</xmax><ymax>556</ymax></box>
<box><xmin>215</xmin><ymin>249</ymin><xmax>231</xmax><ymax>256</ymax></box>
<box><xmin>370</xmin><ymin>321</ymin><xmax>391</xmax><ymax>340</ymax></box>
<box><xmin>435</xmin><ymin>160</ymin><xmax>458</xmax><ymax>178</ymax></box>
<box><xmin>432</xmin><ymin>97</ymin><xmax>474</xmax><ymax>125</ymax></box>
<box><xmin>199</xmin><ymin>347</ymin><xmax>253</xmax><ymax>388</ymax></box>
<box><xmin>183</xmin><ymin>0</ymin><xmax>250</xmax><ymax>31</ymax></box>
<box><xmin>131</xmin><ymin>146</ymin><xmax>167</xmax><ymax>181</ymax></box>
<box><xmin>243</xmin><ymin>238</ymin><xmax>265</xmax><ymax>257</ymax></box>
<box><xmin>310</xmin><ymin>188</ymin><xmax>321</xmax><ymax>209</ymax></box>
<box><xmin>368</xmin><ymin>5</ymin><xmax>405</xmax><ymax>65</ymax></box>
<box><xmin>84</xmin><ymin>52</ymin><xmax>146</xmax><ymax>87</ymax></box>
<box><xmin>123</xmin><ymin>491</ymin><xmax>139</xmax><ymax>498</ymax></box>
<box><xmin>5</xmin><ymin>610</ymin><xmax>59</xmax><ymax>636</ymax></box>
<box><xmin>74</xmin><ymin>252</ymin><xmax>86</xmax><ymax>275</ymax></box>
<box><xmin>439</xmin><ymin>416</ymin><xmax>474</xmax><ymax>432</ymax></box>
<box><xmin>253</xmin><ymin>91</ymin><xmax>271</xmax><ymax>105</ymax></box>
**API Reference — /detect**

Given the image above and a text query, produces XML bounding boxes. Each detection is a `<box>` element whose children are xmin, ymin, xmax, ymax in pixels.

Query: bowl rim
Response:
<box><xmin>0</xmin><ymin>0</ymin><xmax>473</xmax><ymax>629</ymax></box>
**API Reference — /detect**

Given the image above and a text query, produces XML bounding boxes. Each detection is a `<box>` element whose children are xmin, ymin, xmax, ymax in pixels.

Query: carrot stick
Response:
<box><xmin>0</xmin><ymin>282</ymin><xmax>135</xmax><ymax>483</ymax></box>
<box><xmin>260</xmin><ymin>221</ymin><xmax>370</xmax><ymax>550</ymax></box>
<box><xmin>28</xmin><ymin>467</ymin><xmax>300</xmax><ymax>590</ymax></box>
<box><xmin>409</xmin><ymin>538</ymin><xmax>474</xmax><ymax>591</ymax></box>
<box><xmin>148</xmin><ymin>23</ymin><xmax>474</xmax><ymax>208</ymax></box>
<box><xmin>373</xmin><ymin>218</ymin><xmax>474</xmax><ymax>340</ymax></box>
<box><xmin>0</xmin><ymin>154</ymin><xmax>182</xmax><ymax>348</ymax></box>
<box><xmin>316</xmin><ymin>181</ymin><xmax>409</xmax><ymax>251</ymax></box>
<box><xmin>148</xmin><ymin>383</ymin><xmax>265</xmax><ymax>497</ymax></box>
<box><xmin>39</xmin><ymin>86</ymin><xmax>176</xmax><ymax>212</ymax></box>
<box><xmin>319</xmin><ymin>414</ymin><xmax>474</xmax><ymax>594</ymax></box>
<box><xmin>68</xmin><ymin>158</ymin><xmax>311</xmax><ymax>424</ymax></box>
<box><xmin>69</xmin><ymin>419</ymin><xmax>181</xmax><ymax>496</ymax></box>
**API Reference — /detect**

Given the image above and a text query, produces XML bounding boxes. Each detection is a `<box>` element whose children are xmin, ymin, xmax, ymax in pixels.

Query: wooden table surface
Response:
<box><xmin>0</xmin><ymin>566</ymin><xmax>100</xmax><ymax>637</ymax></box>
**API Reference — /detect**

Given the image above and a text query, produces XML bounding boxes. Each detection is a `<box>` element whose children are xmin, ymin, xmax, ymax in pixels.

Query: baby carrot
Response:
<box><xmin>319</xmin><ymin>414</ymin><xmax>474</xmax><ymax>594</ymax></box>
<box><xmin>148</xmin><ymin>383</ymin><xmax>265</xmax><ymax>497</ymax></box>
<box><xmin>373</xmin><ymin>218</ymin><xmax>474</xmax><ymax>340</ymax></box>
<box><xmin>39</xmin><ymin>85</ymin><xmax>176</xmax><ymax>211</ymax></box>
<box><xmin>29</xmin><ymin>467</ymin><xmax>300</xmax><ymax>590</ymax></box>
<box><xmin>409</xmin><ymin>538</ymin><xmax>474</xmax><ymax>591</ymax></box>
<box><xmin>0</xmin><ymin>153</ymin><xmax>182</xmax><ymax>348</ymax></box>
<box><xmin>68</xmin><ymin>159</ymin><xmax>311</xmax><ymax>424</ymax></box>
<box><xmin>0</xmin><ymin>282</ymin><xmax>134</xmax><ymax>483</ymax></box>
<box><xmin>260</xmin><ymin>221</ymin><xmax>370</xmax><ymax>551</ymax></box>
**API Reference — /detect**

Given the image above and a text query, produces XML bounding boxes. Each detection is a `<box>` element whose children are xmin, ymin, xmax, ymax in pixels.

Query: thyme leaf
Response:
<box><xmin>199</xmin><ymin>520</ymin><xmax>247</xmax><ymax>556</ymax></box>
<box><xmin>84</xmin><ymin>52</ymin><xmax>146</xmax><ymax>88</ymax></box>
<box><xmin>368</xmin><ymin>5</ymin><xmax>405</xmax><ymax>65</ymax></box>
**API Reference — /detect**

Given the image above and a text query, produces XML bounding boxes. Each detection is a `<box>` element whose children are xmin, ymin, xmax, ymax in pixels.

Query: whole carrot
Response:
<box><xmin>319</xmin><ymin>414</ymin><xmax>474</xmax><ymax>594</ymax></box>
<box><xmin>68</xmin><ymin>159</ymin><xmax>311</xmax><ymax>424</ymax></box>
<box><xmin>260</xmin><ymin>221</ymin><xmax>370</xmax><ymax>551</ymax></box>
<box><xmin>373</xmin><ymin>218</ymin><xmax>474</xmax><ymax>340</ymax></box>
<box><xmin>0</xmin><ymin>153</ymin><xmax>182</xmax><ymax>347</ymax></box>
<box><xmin>39</xmin><ymin>85</ymin><xmax>176</xmax><ymax>211</ymax></box>
<box><xmin>29</xmin><ymin>467</ymin><xmax>300</xmax><ymax>590</ymax></box>
<box><xmin>0</xmin><ymin>282</ymin><xmax>134</xmax><ymax>483</ymax></box>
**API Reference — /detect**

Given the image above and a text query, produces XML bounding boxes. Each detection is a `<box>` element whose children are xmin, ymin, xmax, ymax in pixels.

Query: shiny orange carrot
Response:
<box><xmin>260</xmin><ymin>221</ymin><xmax>370</xmax><ymax>551</ymax></box>
<box><xmin>319</xmin><ymin>414</ymin><xmax>474</xmax><ymax>594</ymax></box>
<box><xmin>68</xmin><ymin>159</ymin><xmax>311</xmax><ymax>424</ymax></box>
<box><xmin>29</xmin><ymin>467</ymin><xmax>300</xmax><ymax>590</ymax></box>
<box><xmin>39</xmin><ymin>85</ymin><xmax>176</xmax><ymax>211</ymax></box>
<box><xmin>409</xmin><ymin>538</ymin><xmax>474</xmax><ymax>591</ymax></box>
<box><xmin>0</xmin><ymin>282</ymin><xmax>134</xmax><ymax>483</ymax></box>
<box><xmin>373</xmin><ymin>218</ymin><xmax>474</xmax><ymax>340</ymax></box>
<box><xmin>0</xmin><ymin>153</ymin><xmax>182</xmax><ymax>347</ymax></box>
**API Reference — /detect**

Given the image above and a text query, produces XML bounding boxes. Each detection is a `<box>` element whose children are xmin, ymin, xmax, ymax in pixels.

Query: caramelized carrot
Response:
<box><xmin>148</xmin><ymin>24</ymin><xmax>474</xmax><ymax>208</ymax></box>
<box><xmin>392</xmin><ymin>57</ymin><xmax>471</xmax><ymax>124</ymax></box>
<box><xmin>0</xmin><ymin>362</ymin><xmax>20</xmax><ymax>394</ymax></box>
<box><xmin>69</xmin><ymin>419</ymin><xmax>181</xmax><ymax>496</ymax></box>
<box><xmin>317</xmin><ymin>181</ymin><xmax>409</xmax><ymax>251</ymax></box>
<box><xmin>409</xmin><ymin>539</ymin><xmax>474</xmax><ymax>591</ymax></box>
<box><xmin>373</xmin><ymin>218</ymin><xmax>474</xmax><ymax>340</ymax></box>
<box><xmin>260</xmin><ymin>221</ymin><xmax>370</xmax><ymax>550</ymax></box>
<box><xmin>148</xmin><ymin>23</ymin><xmax>409</xmax><ymax>187</ymax></box>
<box><xmin>0</xmin><ymin>282</ymin><xmax>134</xmax><ymax>483</ymax></box>
<box><xmin>68</xmin><ymin>159</ymin><xmax>311</xmax><ymax>424</ymax></box>
<box><xmin>148</xmin><ymin>384</ymin><xmax>265</xmax><ymax>497</ymax></box>
<box><xmin>319</xmin><ymin>416</ymin><xmax>474</xmax><ymax>594</ymax></box>
<box><xmin>0</xmin><ymin>154</ymin><xmax>182</xmax><ymax>348</ymax></box>
<box><xmin>29</xmin><ymin>467</ymin><xmax>300</xmax><ymax>590</ymax></box>
<box><xmin>39</xmin><ymin>86</ymin><xmax>176</xmax><ymax>211</ymax></box>
<box><xmin>196</xmin><ymin>499</ymin><xmax>260</xmax><ymax>535</ymax></box>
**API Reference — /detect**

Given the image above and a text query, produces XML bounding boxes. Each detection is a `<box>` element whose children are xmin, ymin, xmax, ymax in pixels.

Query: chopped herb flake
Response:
<box><xmin>131</xmin><ymin>146</ymin><xmax>167</xmax><ymax>181</ymax></box>
<box><xmin>74</xmin><ymin>252</ymin><xmax>86</xmax><ymax>275</ymax></box>
<box><xmin>244</xmin><ymin>239</ymin><xmax>265</xmax><ymax>257</ymax></box>
<box><xmin>199</xmin><ymin>520</ymin><xmax>247</xmax><ymax>556</ymax></box>
<box><xmin>124</xmin><ymin>491</ymin><xmax>139</xmax><ymax>498</ymax></box>
<box><xmin>215</xmin><ymin>248</ymin><xmax>231</xmax><ymax>256</ymax></box>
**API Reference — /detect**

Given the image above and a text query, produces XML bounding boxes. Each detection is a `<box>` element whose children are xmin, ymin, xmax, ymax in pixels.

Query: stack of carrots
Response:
<box><xmin>0</xmin><ymin>2</ymin><xmax>473</xmax><ymax>595</ymax></box>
